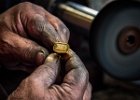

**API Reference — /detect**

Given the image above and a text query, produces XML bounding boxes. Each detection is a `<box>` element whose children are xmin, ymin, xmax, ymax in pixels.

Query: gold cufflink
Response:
<box><xmin>53</xmin><ymin>42</ymin><xmax>69</xmax><ymax>53</ymax></box>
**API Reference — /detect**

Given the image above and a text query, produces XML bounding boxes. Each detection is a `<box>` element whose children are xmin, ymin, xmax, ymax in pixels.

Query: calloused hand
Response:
<box><xmin>0</xmin><ymin>2</ymin><xmax>69</xmax><ymax>71</ymax></box>
<box><xmin>8</xmin><ymin>50</ymin><xmax>92</xmax><ymax>100</ymax></box>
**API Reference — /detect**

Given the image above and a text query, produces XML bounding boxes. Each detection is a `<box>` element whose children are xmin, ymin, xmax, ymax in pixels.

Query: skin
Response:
<box><xmin>0</xmin><ymin>2</ymin><xmax>69</xmax><ymax>71</ymax></box>
<box><xmin>8</xmin><ymin>50</ymin><xmax>92</xmax><ymax>100</ymax></box>
<box><xmin>0</xmin><ymin>2</ymin><xmax>92</xmax><ymax>99</ymax></box>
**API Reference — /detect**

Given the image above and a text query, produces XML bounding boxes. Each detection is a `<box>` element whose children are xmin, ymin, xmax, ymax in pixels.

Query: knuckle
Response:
<box><xmin>60</xmin><ymin>23</ymin><xmax>70</xmax><ymax>34</ymax></box>
<box><xmin>28</xmin><ymin>14</ymin><xmax>45</xmax><ymax>34</ymax></box>
<box><xmin>79</xmin><ymin>66</ymin><xmax>89</xmax><ymax>78</ymax></box>
<box><xmin>22</xmin><ymin>47</ymin><xmax>33</xmax><ymax>61</ymax></box>
<box><xmin>19</xmin><ymin>2</ymin><xmax>32</xmax><ymax>7</ymax></box>
<box><xmin>62</xmin><ymin>85</ymin><xmax>82</xmax><ymax>100</ymax></box>
<box><xmin>76</xmin><ymin>67</ymin><xmax>89</xmax><ymax>85</ymax></box>
<box><xmin>55</xmin><ymin>18</ymin><xmax>70</xmax><ymax>34</ymax></box>
<box><xmin>26</xmin><ymin>76</ymin><xmax>39</xmax><ymax>84</ymax></box>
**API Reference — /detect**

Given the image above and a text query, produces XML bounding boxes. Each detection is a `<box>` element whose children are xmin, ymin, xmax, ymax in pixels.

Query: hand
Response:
<box><xmin>8</xmin><ymin>51</ymin><xmax>92</xmax><ymax>100</ymax></box>
<box><xmin>0</xmin><ymin>2</ymin><xmax>69</xmax><ymax>71</ymax></box>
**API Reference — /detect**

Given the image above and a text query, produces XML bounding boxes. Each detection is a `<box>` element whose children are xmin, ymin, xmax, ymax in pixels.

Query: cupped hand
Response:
<box><xmin>8</xmin><ymin>51</ymin><xmax>92</xmax><ymax>100</ymax></box>
<box><xmin>0</xmin><ymin>2</ymin><xmax>69</xmax><ymax>71</ymax></box>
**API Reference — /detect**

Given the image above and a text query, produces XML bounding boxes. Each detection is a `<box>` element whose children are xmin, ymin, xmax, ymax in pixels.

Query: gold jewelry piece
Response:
<box><xmin>53</xmin><ymin>42</ymin><xmax>69</xmax><ymax>53</ymax></box>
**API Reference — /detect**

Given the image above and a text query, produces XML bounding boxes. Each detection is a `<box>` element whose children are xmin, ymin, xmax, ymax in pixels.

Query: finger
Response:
<box><xmin>26</xmin><ymin>13</ymin><xmax>70</xmax><ymax>49</ymax></box>
<box><xmin>47</xmin><ymin>15</ymin><xmax>70</xmax><ymax>43</ymax></box>
<box><xmin>83</xmin><ymin>83</ymin><xmax>92</xmax><ymax>100</ymax></box>
<box><xmin>27</xmin><ymin>14</ymin><xmax>60</xmax><ymax>48</ymax></box>
<box><xmin>1</xmin><ymin>31</ymin><xmax>48</xmax><ymax>65</ymax></box>
<box><xmin>29</xmin><ymin>53</ymin><xmax>60</xmax><ymax>87</ymax></box>
<box><xmin>61</xmin><ymin>49</ymin><xmax>89</xmax><ymax>97</ymax></box>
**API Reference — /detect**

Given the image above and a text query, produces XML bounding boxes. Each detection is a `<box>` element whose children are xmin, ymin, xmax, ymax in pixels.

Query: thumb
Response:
<box><xmin>1</xmin><ymin>32</ymin><xmax>48</xmax><ymax>65</ymax></box>
<box><xmin>30</xmin><ymin>53</ymin><xmax>60</xmax><ymax>87</ymax></box>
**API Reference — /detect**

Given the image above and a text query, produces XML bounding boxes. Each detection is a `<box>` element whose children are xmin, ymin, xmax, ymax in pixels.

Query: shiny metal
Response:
<box><xmin>53</xmin><ymin>42</ymin><xmax>69</xmax><ymax>53</ymax></box>
<box><xmin>57</xmin><ymin>2</ymin><xmax>98</xmax><ymax>32</ymax></box>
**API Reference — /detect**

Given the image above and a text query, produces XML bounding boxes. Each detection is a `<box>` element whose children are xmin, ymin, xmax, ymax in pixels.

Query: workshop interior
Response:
<box><xmin>0</xmin><ymin>0</ymin><xmax>140</xmax><ymax>99</ymax></box>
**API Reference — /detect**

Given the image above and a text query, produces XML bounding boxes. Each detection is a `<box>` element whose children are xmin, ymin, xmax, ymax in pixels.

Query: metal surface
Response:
<box><xmin>90</xmin><ymin>0</ymin><xmax>140</xmax><ymax>80</ymax></box>
<box><xmin>53</xmin><ymin>42</ymin><xmax>69</xmax><ymax>53</ymax></box>
<box><xmin>117</xmin><ymin>26</ymin><xmax>140</xmax><ymax>54</ymax></box>
<box><xmin>57</xmin><ymin>2</ymin><xmax>98</xmax><ymax>32</ymax></box>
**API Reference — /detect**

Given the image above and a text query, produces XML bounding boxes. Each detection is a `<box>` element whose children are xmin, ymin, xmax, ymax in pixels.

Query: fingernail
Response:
<box><xmin>46</xmin><ymin>53</ymin><xmax>59</xmax><ymax>63</ymax></box>
<box><xmin>36</xmin><ymin>51</ymin><xmax>46</xmax><ymax>65</ymax></box>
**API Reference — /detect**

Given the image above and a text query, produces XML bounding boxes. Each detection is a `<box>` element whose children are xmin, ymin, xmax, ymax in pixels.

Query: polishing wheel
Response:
<box><xmin>90</xmin><ymin>0</ymin><xmax>140</xmax><ymax>80</ymax></box>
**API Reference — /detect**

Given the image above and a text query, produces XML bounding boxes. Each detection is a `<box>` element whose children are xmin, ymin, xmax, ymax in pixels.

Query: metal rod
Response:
<box><xmin>57</xmin><ymin>2</ymin><xmax>98</xmax><ymax>32</ymax></box>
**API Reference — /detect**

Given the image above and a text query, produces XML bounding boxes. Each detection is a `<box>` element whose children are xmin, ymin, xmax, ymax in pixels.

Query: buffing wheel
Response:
<box><xmin>90</xmin><ymin>0</ymin><xmax>140</xmax><ymax>80</ymax></box>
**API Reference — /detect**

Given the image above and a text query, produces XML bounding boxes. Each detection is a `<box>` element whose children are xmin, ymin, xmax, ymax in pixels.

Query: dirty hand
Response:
<box><xmin>8</xmin><ymin>51</ymin><xmax>92</xmax><ymax>100</ymax></box>
<box><xmin>0</xmin><ymin>2</ymin><xmax>69</xmax><ymax>71</ymax></box>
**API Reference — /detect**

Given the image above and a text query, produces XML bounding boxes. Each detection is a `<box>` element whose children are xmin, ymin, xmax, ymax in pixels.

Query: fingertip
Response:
<box><xmin>62</xmin><ymin>49</ymin><xmax>74</xmax><ymax>61</ymax></box>
<box><xmin>35</xmin><ymin>49</ymin><xmax>49</xmax><ymax>65</ymax></box>
<box><xmin>36</xmin><ymin>52</ymin><xmax>46</xmax><ymax>65</ymax></box>
<box><xmin>45</xmin><ymin>53</ymin><xmax>60</xmax><ymax>63</ymax></box>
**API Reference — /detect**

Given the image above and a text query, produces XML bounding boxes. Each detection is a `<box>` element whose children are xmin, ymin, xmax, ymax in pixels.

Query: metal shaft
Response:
<box><xmin>56</xmin><ymin>2</ymin><xmax>98</xmax><ymax>37</ymax></box>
